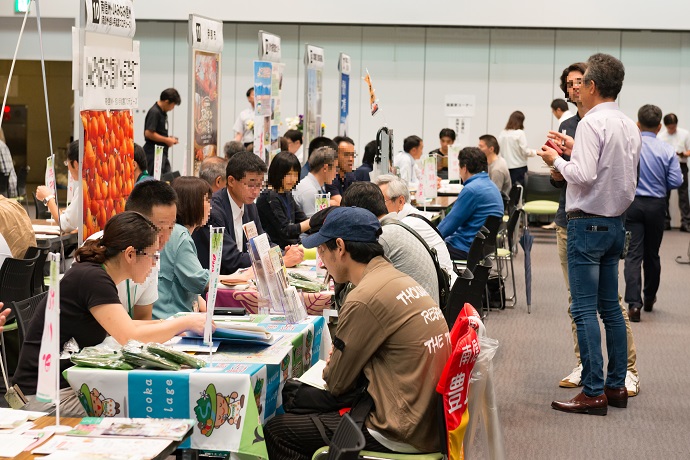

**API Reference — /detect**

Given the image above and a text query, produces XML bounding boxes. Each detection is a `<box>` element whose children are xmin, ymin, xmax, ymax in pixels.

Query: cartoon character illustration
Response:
<box><xmin>304</xmin><ymin>330</ymin><xmax>314</xmax><ymax>367</ymax></box>
<box><xmin>281</xmin><ymin>355</ymin><xmax>290</xmax><ymax>381</ymax></box>
<box><xmin>194</xmin><ymin>383</ymin><xmax>246</xmax><ymax>436</ymax></box>
<box><xmin>253</xmin><ymin>378</ymin><xmax>264</xmax><ymax>417</ymax></box>
<box><xmin>77</xmin><ymin>383</ymin><xmax>121</xmax><ymax>417</ymax></box>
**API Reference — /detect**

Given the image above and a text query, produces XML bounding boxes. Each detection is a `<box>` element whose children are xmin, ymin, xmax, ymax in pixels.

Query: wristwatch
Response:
<box><xmin>43</xmin><ymin>195</ymin><xmax>55</xmax><ymax>205</ymax></box>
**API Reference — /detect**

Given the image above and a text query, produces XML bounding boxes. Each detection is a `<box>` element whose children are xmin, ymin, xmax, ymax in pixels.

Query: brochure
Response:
<box><xmin>66</xmin><ymin>417</ymin><xmax>194</xmax><ymax>441</ymax></box>
<box><xmin>33</xmin><ymin>436</ymin><xmax>173</xmax><ymax>458</ymax></box>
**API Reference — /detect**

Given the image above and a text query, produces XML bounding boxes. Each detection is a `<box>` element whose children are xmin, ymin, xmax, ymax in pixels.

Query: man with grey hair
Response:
<box><xmin>375</xmin><ymin>174</ymin><xmax>455</xmax><ymax>286</ymax></box>
<box><xmin>199</xmin><ymin>156</ymin><xmax>229</xmax><ymax>193</ymax></box>
<box><xmin>293</xmin><ymin>146</ymin><xmax>338</xmax><ymax>218</ymax></box>
<box><xmin>223</xmin><ymin>140</ymin><xmax>246</xmax><ymax>160</ymax></box>
<box><xmin>540</xmin><ymin>53</ymin><xmax>641</xmax><ymax>415</ymax></box>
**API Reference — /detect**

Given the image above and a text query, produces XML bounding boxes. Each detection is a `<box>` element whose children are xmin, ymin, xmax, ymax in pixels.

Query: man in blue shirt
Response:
<box><xmin>624</xmin><ymin>104</ymin><xmax>682</xmax><ymax>322</ymax></box>
<box><xmin>438</xmin><ymin>147</ymin><xmax>504</xmax><ymax>260</ymax></box>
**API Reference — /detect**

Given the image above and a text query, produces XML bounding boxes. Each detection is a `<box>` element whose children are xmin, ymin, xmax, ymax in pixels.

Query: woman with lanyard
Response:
<box><xmin>257</xmin><ymin>151</ymin><xmax>311</xmax><ymax>249</ymax></box>
<box><xmin>13</xmin><ymin>211</ymin><xmax>212</xmax><ymax>416</ymax></box>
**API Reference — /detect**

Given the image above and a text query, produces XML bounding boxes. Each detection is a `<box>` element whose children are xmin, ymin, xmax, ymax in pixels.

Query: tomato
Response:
<box><xmin>89</xmin><ymin>116</ymin><xmax>98</xmax><ymax>141</ymax></box>
<box><xmin>98</xmin><ymin>113</ymin><xmax>106</xmax><ymax>137</ymax></box>
<box><xmin>98</xmin><ymin>207</ymin><xmax>107</xmax><ymax>228</ymax></box>
<box><xmin>110</xmin><ymin>181</ymin><xmax>118</xmax><ymax>200</ymax></box>
<box><xmin>100</xmin><ymin>180</ymin><xmax>108</xmax><ymax>200</ymax></box>
<box><xmin>84</xmin><ymin>141</ymin><xmax>96</xmax><ymax>170</ymax></box>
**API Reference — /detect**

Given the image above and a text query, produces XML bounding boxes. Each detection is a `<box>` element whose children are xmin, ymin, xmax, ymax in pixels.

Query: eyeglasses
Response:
<box><xmin>239</xmin><ymin>180</ymin><xmax>265</xmax><ymax>190</ymax></box>
<box><xmin>566</xmin><ymin>79</ymin><xmax>583</xmax><ymax>89</ymax></box>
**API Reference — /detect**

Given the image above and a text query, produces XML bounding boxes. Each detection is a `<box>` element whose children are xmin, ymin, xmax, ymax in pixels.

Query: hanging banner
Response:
<box><xmin>253</xmin><ymin>61</ymin><xmax>272</xmax><ymax>161</ymax></box>
<box><xmin>84</xmin><ymin>0</ymin><xmax>136</xmax><ymax>38</ymax></box>
<box><xmin>82</xmin><ymin>43</ymin><xmax>140</xmax><ymax>110</ymax></box>
<box><xmin>363</xmin><ymin>69</ymin><xmax>379</xmax><ymax>116</ymax></box>
<box><xmin>36</xmin><ymin>253</ymin><xmax>61</xmax><ymax>403</ymax></box>
<box><xmin>270</xmin><ymin>63</ymin><xmax>284</xmax><ymax>164</ymax></box>
<box><xmin>45</xmin><ymin>155</ymin><xmax>56</xmax><ymax>192</ymax></box>
<box><xmin>205</xmin><ymin>227</ymin><xmax>224</xmax><ymax>345</ymax></box>
<box><xmin>338</xmin><ymin>53</ymin><xmax>351</xmax><ymax>137</ymax></box>
<box><xmin>81</xmin><ymin>110</ymin><xmax>135</xmax><ymax>238</ymax></box>
<box><xmin>304</xmin><ymin>44</ymin><xmax>324</xmax><ymax>150</ymax></box>
<box><xmin>188</xmin><ymin>14</ymin><xmax>223</xmax><ymax>175</ymax></box>
<box><xmin>258</xmin><ymin>31</ymin><xmax>281</xmax><ymax>63</ymax></box>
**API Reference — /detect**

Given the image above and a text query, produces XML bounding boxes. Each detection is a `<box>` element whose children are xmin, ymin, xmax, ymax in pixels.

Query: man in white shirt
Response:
<box><xmin>36</xmin><ymin>140</ymin><xmax>80</xmax><ymax>233</ymax></box>
<box><xmin>658</xmin><ymin>113</ymin><xmax>690</xmax><ymax>231</ymax></box>
<box><xmin>551</xmin><ymin>98</ymin><xmax>575</xmax><ymax>124</ymax></box>
<box><xmin>375</xmin><ymin>174</ymin><xmax>456</xmax><ymax>287</ymax></box>
<box><xmin>394</xmin><ymin>135</ymin><xmax>423</xmax><ymax>187</ymax></box>
<box><xmin>540</xmin><ymin>53</ymin><xmax>641</xmax><ymax>416</ymax></box>
<box><xmin>293</xmin><ymin>146</ymin><xmax>337</xmax><ymax>218</ymax></box>
<box><xmin>233</xmin><ymin>87</ymin><xmax>255</xmax><ymax>147</ymax></box>
<box><xmin>284</xmin><ymin>129</ymin><xmax>305</xmax><ymax>166</ymax></box>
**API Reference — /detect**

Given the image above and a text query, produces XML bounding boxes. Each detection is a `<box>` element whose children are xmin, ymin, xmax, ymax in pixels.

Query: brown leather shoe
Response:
<box><xmin>629</xmin><ymin>306</ymin><xmax>641</xmax><ymax>322</ymax></box>
<box><xmin>551</xmin><ymin>391</ymin><xmax>608</xmax><ymax>415</ymax></box>
<box><xmin>604</xmin><ymin>386</ymin><xmax>628</xmax><ymax>408</ymax></box>
<box><xmin>643</xmin><ymin>297</ymin><xmax>656</xmax><ymax>312</ymax></box>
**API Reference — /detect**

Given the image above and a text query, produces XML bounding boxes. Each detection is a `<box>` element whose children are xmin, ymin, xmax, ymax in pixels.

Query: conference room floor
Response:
<box><xmin>473</xmin><ymin>227</ymin><xmax>690</xmax><ymax>459</ymax></box>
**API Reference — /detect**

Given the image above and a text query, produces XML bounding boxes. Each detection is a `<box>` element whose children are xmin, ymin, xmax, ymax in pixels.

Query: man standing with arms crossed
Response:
<box><xmin>539</xmin><ymin>53</ymin><xmax>641</xmax><ymax>415</ymax></box>
<box><xmin>550</xmin><ymin>63</ymin><xmax>641</xmax><ymax>396</ymax></box>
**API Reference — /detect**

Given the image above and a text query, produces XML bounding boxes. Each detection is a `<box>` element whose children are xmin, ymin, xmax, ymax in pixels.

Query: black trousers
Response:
<box><xmin>624</xmin><ymin>196</ymin><xmax>666</xmax><ymax>309</ymax></box>
<box><xmin>509</xmin><ymin>166</ymin><xmax>528</xmax><ymax>187</ymax></box>
<box><xmin>665</xmin><ymin>162</ymin><xmax>689</xmax><ymax>228</ymax></box>
<box><xmin>264</xmin><ymin>411</ymin><xmax>392</xmax><ymax>460</ymax></box>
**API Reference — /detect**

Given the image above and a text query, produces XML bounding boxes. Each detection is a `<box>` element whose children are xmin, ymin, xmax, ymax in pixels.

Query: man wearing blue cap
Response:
<box><xmin>264</xmin><ymin>206</ymin><xmax>450</xmax><ymax>459</ymax></box>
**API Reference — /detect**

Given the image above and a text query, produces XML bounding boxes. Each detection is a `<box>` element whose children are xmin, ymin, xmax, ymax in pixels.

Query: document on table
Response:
<box><xmin>32</xmin><ymin>224</ymin><xmax>62</xmax><ymax>235</ymax></box>
<box><xmin>33</xmin><ymin>435</ymin><xmax>172</xmax><ymax>459</ymax></box>
<box><xmin>297</xmin><ymin>359</ymin><xmax>328</xmax><ymax>390</ymax></box>
<box><xmin>0</xmin><ymin>433</ymin><xmax>44</xmax><ymax>457</ymax></box>
<box><xmin>0</xmin><ymin>407</ymin><xmax>47</xmax><ymax>428</ymax></box>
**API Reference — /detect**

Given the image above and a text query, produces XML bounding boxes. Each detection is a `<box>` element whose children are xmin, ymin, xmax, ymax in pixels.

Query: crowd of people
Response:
<box><xmin>1</xmin><ymin>50</ymin><xmax>689</xmax><ymax>458</ymax></box>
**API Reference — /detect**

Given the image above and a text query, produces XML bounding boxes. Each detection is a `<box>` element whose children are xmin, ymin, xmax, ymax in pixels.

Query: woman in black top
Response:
<box><xmin>13</xmin><ymin>211</ymin><xmax>211</xmax><ymax>416</ymax></box>
<box><xmin>257</xmin><ymin>151</ymin><xmax>310</xmax><ymax>248</ymax></box>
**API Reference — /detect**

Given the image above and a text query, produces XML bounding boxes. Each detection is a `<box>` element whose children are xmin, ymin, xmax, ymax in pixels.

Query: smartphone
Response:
<box><xmin>545</xmin><ymin>139</ymin><xmax>563</xmax><ymax>155</ymax></box>
<box><xmin>214</xmin><ymin>307</ymin><xmax>248</xmax><ymax>316</ymax></box>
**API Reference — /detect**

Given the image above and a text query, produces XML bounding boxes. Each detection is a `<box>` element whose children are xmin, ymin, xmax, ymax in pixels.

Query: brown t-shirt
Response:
<box><xmin>0</xmin><ymin>195</ymin><xmax>36</xmax><ymax>258</ymax></box>
<box><xmin>323</xmin><ymin>256</ymin><xmax>450</xmax><ymax>452</ymax></box>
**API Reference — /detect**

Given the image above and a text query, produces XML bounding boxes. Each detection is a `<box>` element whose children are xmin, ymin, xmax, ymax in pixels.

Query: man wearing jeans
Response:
<box><xmin>539</xmin><ymin>53</ymin><xmax>641</xmax><ymax>415</ymax></box>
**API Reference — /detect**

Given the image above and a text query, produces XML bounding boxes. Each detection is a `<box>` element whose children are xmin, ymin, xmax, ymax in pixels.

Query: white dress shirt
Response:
<box><xmin>498</xmin><ymin>129</ymin><xmax>535</xmax><ymax>169</ymax></box>
<box><xmin>658</xmin><ymin>127</ymin><xmax>690</xmax><ymax>164</ymax></box>
<box><xmin>559</xmin><ymin>110</ymin><xmax>575</xmax><ymax>123</ymax></box>
<box><xmin>394</xmin><ymin>151</ymin><xmax>420</xmax><ymax>186</ymax></box>
<box><xmin>295</xmin><ymin>145</ymin><xmax>306</xmax><ymax>166</ymax></box>
<box><xmin>397</xmin><ymin>203</ymin><xmax>456</xmax><ymax>286</ymax></box>
<box><xmin>228</xmin><ymin>189</ymin><xmax>245</xmax><ymax>251</ymax></box>
<box><xmin>553</xmin><ymin>102</ymin><xmax>641</xmax><ymax>217</ymax></box>
<box><xmin>233</xmin><ymin>107</ymin><xmax>254</xmax><ymax>144</ymax></box>
<box><xmin>59</xmin><ymin>182</ymin><xmax>81</xmax><ymax>232</ymax></box>
<box><xmin>293</xmin><ymin>172</ymin><xmax>324</xmax><ymax>218</ymax></box>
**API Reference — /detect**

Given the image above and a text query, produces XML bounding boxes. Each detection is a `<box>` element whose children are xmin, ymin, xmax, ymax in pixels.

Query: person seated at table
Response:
<box><xmin>326</xmin><ymin>136</ymin><xmax>362</xmax><ymax>206</ymax></box>
<box><xmin>193</xmin><ymin>152</ymin><xmax>304</xmax><ymax>275</ymax></box>
<box><xmin>429</xmin><ymin>128</ymin><xmax>456</xmax><ymax>174</ymax></box>
<box><xmin>354</xmin><ymin>140</ymin><xmax>377</xmax><ymax>181</ymax></box>
<box><xmin>35</xmin><ymin>140</ymin><xmax>80</xmax><ymax>233</ymax></box>
<box><xmin>0</xmin><ymin>192</ymin><xmax>36</xmax><ymax>268</ymax></box>
<box><xmin>199</xmin><ymin>155</ymin><xmax>229</xmax><ymax>193</ymax></box>
<box><xmin>300</xmin><ymin>136</ymin><xmax>338</xmax><ymax>180</ymax></box>
<box><xmin>375</xmin><ymin>174</ymin><xmax>455</xmax><ymax>286</ymax></box>
<box><xmin>438</xmin><ymin>147</ymin><xmax>504</xmax><ymax>261</ymax></box>
<box><xmin>478</xmin><ymin>134</ymin><xmax>512</xmax><ymax>196</ymax></box>
<box><xmin>88</xmin><ymin>180</ymin><xmax>178</xmax><ymax>320</ymax></box>
<box><xmin>265</xmin><ymin>207</ymin><xmax>450</xmax><ymax>460</ymax></box>
<box><xmin>154</xmin><ymin>177</ymin><xmax>214</xmax><ymax>319</ymax></box>
<box><xmin>13</xmin><ymin>211</ymin><xmax>211</xmax><ymax>417</ymax></box>
<box><xmin>394</xmin><ymin>135</ymin><xmax>424</xmax><ymax>187</ymax></box>
<box><xmin>341</xmin><ymin>182</ymin><xmax>440</xmax><ymax>306</ymax></box>
<box><xmin>133</xmin><ymin>143</ymin><xmax>155</xmax><ymax>183</ymax></box>
<box><xmin>294</xmin><ymin>146</ymin><xmax>338</xmax><ymax>218</ymax></box>
<box><xmin>257</xmin><ymin>152</ymin><xmax>310</xmax><ymax>249</ymax></box>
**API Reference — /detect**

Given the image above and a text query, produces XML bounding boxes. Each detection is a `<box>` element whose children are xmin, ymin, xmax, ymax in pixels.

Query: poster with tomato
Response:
<box><xmin>81</xmin><ymin>110</ymin><xmax>136</xmax><ymax>239</ymax></box>
<box><xmin>192</xmin><ymin>50</ymin><xmax>220</xmax><ymax>170</ymax></box>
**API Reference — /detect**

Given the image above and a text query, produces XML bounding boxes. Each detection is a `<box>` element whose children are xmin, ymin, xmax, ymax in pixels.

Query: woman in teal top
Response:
<box><xmin>154</xmin><ymin>176</ymin><xmax>212</xmax><ymax>319</ymax></box>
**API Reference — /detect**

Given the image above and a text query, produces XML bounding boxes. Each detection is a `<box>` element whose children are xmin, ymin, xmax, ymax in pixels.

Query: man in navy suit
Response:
<box><xmin>193</xmin><ymin>152</ymin><xmax>303</xmax><ymax>274</ymax></box>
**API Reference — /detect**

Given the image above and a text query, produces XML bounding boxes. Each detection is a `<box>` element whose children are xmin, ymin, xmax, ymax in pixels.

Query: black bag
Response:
<box><xmin>382</xmin><ymin>218</ymin><xmax>451</xmax><ymax>311</ymax></box>
<box><xmin>484</xmin><ymin>275</ymin><xmax>505</xmax><ymax>310</ymax></box>
<box><xmin>282</xmin><ymin>378</ymin><xmax>369</xmax><ymax>414</ymax></box>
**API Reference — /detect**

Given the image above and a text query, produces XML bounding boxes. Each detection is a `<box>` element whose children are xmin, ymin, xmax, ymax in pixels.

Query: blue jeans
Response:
<box><xmin>567</xmin><ymin>216</ymin><xmax>627</xmax><ymax>396</ymax></box>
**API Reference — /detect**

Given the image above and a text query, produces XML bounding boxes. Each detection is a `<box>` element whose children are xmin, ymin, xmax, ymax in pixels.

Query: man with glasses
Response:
<box><xmin>325</xmin><ymin>136</ymin><xmax>362</xmax><ymax>206</ymax></box>
<box><xmin>193</xmin><ymin>152</ymin><xmax>303</xmax><ymax>275</ymax></box>
<box><xmin>36</xmin><ymin>140</ymin><xmax>81</xmax><ymax>233</ymax></box>
<box><xmin>540</xmin><ymin>53</ymin><xmax>641</xmax><ymax>415</ymax></box>
<box><xmin>264</xmin><ymin>207</ymin><xmax>449</xmax><ymax>459</ymax></box>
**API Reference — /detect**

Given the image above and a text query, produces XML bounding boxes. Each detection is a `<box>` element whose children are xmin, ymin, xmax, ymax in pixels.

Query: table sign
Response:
<box><xmin>315</xmin><ymin>192</ymin><xmax>330</xmax><ymax>213</ymax></box>
<box><xmin>205</xmin><ymin>227</ymin><xmax>224</xmax><ymax>345</ymax></box>
<box><xmin>448</xmin><ymin>145</ymin><xmax>461</xmax><ymax>182</ymax></box>
<box><xmin>416</xmin><ymin>154</ymin><xmax>438</xmax><ymax>203</ymax></box>
<box><xmin>153</xmin><ymin>145</ymin><xmax>163</xmax><ymax>180</ymax></box>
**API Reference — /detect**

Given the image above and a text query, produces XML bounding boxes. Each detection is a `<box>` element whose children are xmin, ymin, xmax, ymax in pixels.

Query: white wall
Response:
<box><xmin>3</xmin><ymin>1</ymin><xmax>690</xmax><ymax>31</ymax></box>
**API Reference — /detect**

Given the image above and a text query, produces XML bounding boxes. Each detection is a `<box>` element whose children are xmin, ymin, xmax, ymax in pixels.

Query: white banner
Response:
<box><xmin>444</xmin><ymin>94</ymin><xmax>476</xmax><ymax>118</ymax></box>
<box><xmin>338</xmin><ymin>53</ymin><xmax>351</xmax><ymax>75</ymax></box>
<box><xmin>449</xmin><ymin>117</ymin><xmax>472</xmax><ymax>149</ymax></box>
<box><xmin>153</xmin><ymin>145</ymin><xmax>164</xmax><ymax>180</ymax></box>
<box><xmin>448</xmin><ymin>145</ymin><xmax>461</xmax><ymax>181</ymax></box>
<box><xmin>84</xmin><ymin>0</ymin><xmax>136</xmax><ymax>38</ymax></box>
<box><xmin>36</xmin><ymin>253</ymin><xmax>61</xmax><ymax>403</ymax></box>
<box><xmin>189</xmin><ymin>14</ymin><xmax>224</xmax><ymax>53</ymax></box>
<box><xmin>82</xmin><ymin>43</ymin><xmax>140</xmax><ymax>110</ymax></box>
<box><xmin>204</xmin><ymin>227</ymin><xmax>224</xmax><ymax>345</ymax></box>
<box><xmin>305</xmin><ymin>45</ymin><xmax>325</xmax><ymax>69</ymax></box>
<box><xmin>258</xmin><ymin>30</ymin><xmax>281</xmax><ymax>62</ymax></box>
<box><xmin>416</xmin><ymin>155</ymin><xmax>438</xmax><ymax>202</ymax></box>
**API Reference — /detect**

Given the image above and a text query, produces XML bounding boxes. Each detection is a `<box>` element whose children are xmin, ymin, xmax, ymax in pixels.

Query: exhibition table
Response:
<box><xmin>64</xmin><ymin>315</ymin><xmax>331</xmax><ymax>458</ymax></box>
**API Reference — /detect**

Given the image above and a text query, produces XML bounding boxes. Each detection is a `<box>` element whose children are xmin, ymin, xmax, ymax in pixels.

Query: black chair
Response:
<box><xmin>11</xmin><ymin>291</ymin><xmax>48</xmax><ymax>346</ymax></box>
<box><xmin>23</xmin><ymin>240</ymin><xmax>52</xmax><ymax>296</ymax></box>
<box><xmin>326</xmin><ymin>413</ymin><xmax>366</xmax><ymax>460</ymax></box>
<box><xmin>496</xmin><ymin>208</ymin><xmax>522</xmax><ymax>308</ymax></box>
<box><xmin>161</xmin><ymin>171</ymin><xmax>181</xmax><ymax>183</ymax></box>
<box><xmin>33</xmin><ymin>191</ymin><xmax>52</xmax><ymax>219</ymax></box>
<box><xmin>0</xmin><ymin>173</ymin><xmax>8</xmax><ymax>196</ymax></box>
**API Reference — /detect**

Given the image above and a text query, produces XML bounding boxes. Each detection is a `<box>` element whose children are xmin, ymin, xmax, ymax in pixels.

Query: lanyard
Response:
<box><xmin>126</xmin><ymin>279</ymin><xmax>136</xmax><ymax>319</ymax></box>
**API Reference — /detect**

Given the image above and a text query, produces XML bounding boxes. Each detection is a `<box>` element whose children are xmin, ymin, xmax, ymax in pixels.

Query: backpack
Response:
<box><xmin>381</xmin><ymin>218</ymin><xmax>452</xmax><ymax>311</ymax></box>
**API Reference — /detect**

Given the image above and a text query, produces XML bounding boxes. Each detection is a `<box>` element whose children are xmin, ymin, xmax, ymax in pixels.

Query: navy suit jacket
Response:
<box><xmin>192</xmin><ymin>188</ymin><xmax>265</xmax><ymax>275</ymax></box>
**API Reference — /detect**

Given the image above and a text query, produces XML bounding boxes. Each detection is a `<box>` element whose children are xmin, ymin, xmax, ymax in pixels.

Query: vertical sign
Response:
<box><xmin>303</xmin><ymin>44</ymin><xmax>324</xmax><ymax>150</ymax></box>
<box><xmin>338</xmin><ymin>53</ymin><xmax>351</xmax><ymax>137</ymax></box>
<box><xmin>269</xmin><ymin>63</ymin><xmax>285</xmax><ymax>164</ymax></box>
<box><xmin>45</xmin><ymin>155</ymin><xmax>56</xmax><ymax>193</ymax></box>
<box><xmin>364</xmin><ymin>69</ymin><xmax>379</xmax><ymax>116</ymax></box>
<box><xmin>448</xmin><ymin>145</ymin><xmax>461</xmax><ymax>182</ymax></box>
<box><xmin>36</xmin><ymin>253</ymin><xmax>60</xmax><ymax>403</ymax></box>
<box><xmin>416</xmin><ymin>155</ymin><xmax>438</xmax><ymax>202</ymax></box>
<box><xmin>256</xmin><ymin>31</ymin><xmax>281</xmax><ymax>163</ymax></box>
<box><xmin>153</xmin><ymin>145</ymin><xmax>164</xmax><ymax>180</ymax></box>
<box><xmin>205</xmin><ymin>226</ymin><xmax>224</xmax><ymax>344</ymax></box>
<box><xmin>188</xmin><ymin>14</ymin><xmax>223</xmax><ymax>176</ymax></box>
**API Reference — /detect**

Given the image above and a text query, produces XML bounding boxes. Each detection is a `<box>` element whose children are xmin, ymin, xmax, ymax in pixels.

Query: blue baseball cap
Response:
<box><xmin>301</xmin><ymin>207</ymin><xmax>381</xmax><ymax>249</ymax></box>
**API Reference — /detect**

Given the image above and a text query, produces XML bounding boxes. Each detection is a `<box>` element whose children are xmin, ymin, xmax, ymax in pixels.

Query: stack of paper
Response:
<box><xmin>33</xmin><ymin>435</ymin><xmax>173</xmax><ymax>459</ymax></box>
<box><xmin>66</xmin><ymin>418</ymin><xmax>194</xmax><ymax>441</ymax></box>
